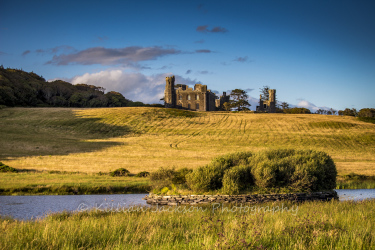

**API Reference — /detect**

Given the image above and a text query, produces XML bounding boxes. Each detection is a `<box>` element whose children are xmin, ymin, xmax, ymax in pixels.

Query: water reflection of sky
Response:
<box><xmin>0</xmin><ymin>194</ymin><xmax>148</xmax><ymax>220</ymax></box>
<box><xmin>335</xmin><ymin>189</ymin><xmax>375</xmax><ymax>202</ymax></box>
<box><xmin>0</xmin><ymin>190</ymin><xmax>374</xmax><ymax>220</ymax></box>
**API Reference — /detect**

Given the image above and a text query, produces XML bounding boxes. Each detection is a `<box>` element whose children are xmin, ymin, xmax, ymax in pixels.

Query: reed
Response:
<box><xmin>1</xmin><ymin>199</ymin><xmax>374</xmax><ymax>249</ymax></box>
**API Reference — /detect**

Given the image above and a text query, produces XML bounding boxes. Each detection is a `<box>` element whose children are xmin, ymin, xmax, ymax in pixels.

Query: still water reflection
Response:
<box><xmin>0</xmin><ymin>189</ymin><xmax>374</xmax><ymax>220</ymax></box>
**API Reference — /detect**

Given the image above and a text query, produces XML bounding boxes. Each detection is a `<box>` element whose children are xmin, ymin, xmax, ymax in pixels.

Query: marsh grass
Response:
<box><xmin>0</xmin><ymin>107</ymin><xmax>374</xmax><ymax>176</ymax></box>
<box><xmin>0</xmin><ymin>200</ymin><xmax>374</xmax><ymax>249</ymax></box>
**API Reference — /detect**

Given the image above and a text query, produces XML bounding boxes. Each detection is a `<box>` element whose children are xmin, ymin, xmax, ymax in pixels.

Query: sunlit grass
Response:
<box><xmin>1</xmin><ymin>107</ymin><xmax>374</xmax><ymax>176</ymax></box>
<box><xmin>1</xmin><ymin>200</ymin><xmax>374</xmax><ymax>249</ymax></box>
<box><xmin>0</xmin><ymin>172</ymin><xmax>150</xmax><ymax>195</ymax></box>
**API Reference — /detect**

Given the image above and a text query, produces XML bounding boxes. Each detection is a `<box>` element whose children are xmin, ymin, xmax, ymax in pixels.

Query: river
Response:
<box><xmin>0</xmin><ymin>189</ymin><xmax>374</xmax><ymax>220</ymax></box>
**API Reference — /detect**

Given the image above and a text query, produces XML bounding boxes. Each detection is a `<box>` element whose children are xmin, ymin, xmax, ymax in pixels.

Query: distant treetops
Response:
<box><xmin>0</xmin><ymin>67</ymin><xmax>161</xmax><ymax>108</ymax></box>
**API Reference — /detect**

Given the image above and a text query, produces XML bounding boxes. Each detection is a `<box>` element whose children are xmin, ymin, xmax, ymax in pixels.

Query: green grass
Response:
<box><xmin>0</xmin><ymin>172</ymin><xmax>150</xmax><ymax>195</ymax></box>
<box><xmin>1</xmin><ymin>200</ymin><xmax>374</xmax><ymax>249</ymax></box>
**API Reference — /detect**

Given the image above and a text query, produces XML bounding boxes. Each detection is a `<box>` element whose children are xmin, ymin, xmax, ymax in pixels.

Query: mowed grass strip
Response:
<box><xmin>0</xmin><ymin>107</ymin><xmax>374</xmax><ymax>175</ymax></box>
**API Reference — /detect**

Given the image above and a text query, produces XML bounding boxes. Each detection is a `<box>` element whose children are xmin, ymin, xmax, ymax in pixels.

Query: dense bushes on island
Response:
<box><xmin>0</xmin><ymin>67</ymin><xmax>162</xmax><ymax>108</ymax></box>
<box><xmin>151</xmin><ymin>149</ymin><xmax>337</xmax><ymax>195</ymax></box>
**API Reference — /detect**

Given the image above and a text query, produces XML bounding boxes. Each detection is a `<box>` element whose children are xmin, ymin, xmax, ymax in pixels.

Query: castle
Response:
<box><xmin>164</xmin><ymin>76</ymin><xmax>229</xmax><ymax>111</ymax></box>
<box><xmin>164</xmin><ymin>75</ymin><xmax>277</xmax><ymax>112</ymax></box>
<box><xmin>256</xmin><ymin>89</ymin><xmax>276</xmax><ymax>113</ymax></box>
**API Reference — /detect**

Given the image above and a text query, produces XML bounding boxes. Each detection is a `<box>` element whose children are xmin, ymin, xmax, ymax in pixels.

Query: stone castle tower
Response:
<box><xmin>256</xmin><ymin>89</ymin><xmax>276</xmax><ymax>113</ymax></box>
<box><xmin>164</xmin><ymin>76</ymin><xmax>176</xmax><ymax>108</ymax></box>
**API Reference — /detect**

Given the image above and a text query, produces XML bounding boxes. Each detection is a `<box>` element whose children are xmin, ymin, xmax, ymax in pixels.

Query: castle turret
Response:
<box><xmin>268</xmin><ymin>89</ymin><xmax>276</xmax><ymax>113</ymax></box>
<box><xmin>164</xmin><ymin>76</ymin><xmax>176</xmax><ymax>108</ymax></box>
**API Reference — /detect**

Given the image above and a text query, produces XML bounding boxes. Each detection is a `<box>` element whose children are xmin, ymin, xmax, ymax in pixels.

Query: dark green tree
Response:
<box><xmin>281</xmin><ymin>102</ymin><xmax>289</xmax><ymax>110</ymax></box>
<box><xmin>229</xmin><ymin>89</ymin><xmax>251</xmax><ymax>111</ymax></box>
<box><xmin>259</xmin><ymin>85</ymin><xmax>270</xmax><ymax>101</ymax></box>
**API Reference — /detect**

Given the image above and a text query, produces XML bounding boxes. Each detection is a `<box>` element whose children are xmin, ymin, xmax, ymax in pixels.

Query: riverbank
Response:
<box><xmin>0</xmin><ymin>172</ymin><xmax>150</xmax><ymax>195</ymax></box>
<box><xmin>1</xmin><ymin>171</ymin><xmax>375</xmax><ymax>195</ymax></box>
<box><xmin>1</xmin><ymin>199</ymin><xmax>374</xmax><ymax>249</ymax></box>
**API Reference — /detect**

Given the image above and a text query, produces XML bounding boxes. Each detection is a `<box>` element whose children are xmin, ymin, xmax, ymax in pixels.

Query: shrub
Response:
<box><xmin>172</xmin><ymin>168</ymin><xmax>193</xmax><ymax>185</ymax></box>
<box><xmin>186</xmin><ymin>152</ymin><xmax>253</xmax><ymax>192</ymax></box>
<box><xmin>136</xmin><ymin>171</ymin><xmax>150</xmax><ymax>177</ymax></box>
<box><xmin>150</xmin><ymin>167</ymin><xmax>193</xmax><ymax>194</ymax></box>
<box><xmin>110</xmin><ymin>168</ymin><xmax>130</xmax><ymax>177</ymax></box>
<box><xmin>186</xmin><ymin>149</ymin><xmax>337</xmax><ymax>194</ymax></box>
<box><xmin>0</xmin><ymin>162</ymin><xmax>17</xmax><ymax>173</ymax></box>
<box><xmin>150</xmin><ymin>167</ymin><xmax>176</xmax><ymax>181</ymax></box>
<box><xmin>222</xmin><ymin>165</ymin><xmax>253</xmax><ymax>195</ymax></box>
<box><xmin>250</xmin><ymin>149</ymin><xmax>337</xmax><ymax>192</ymax></box>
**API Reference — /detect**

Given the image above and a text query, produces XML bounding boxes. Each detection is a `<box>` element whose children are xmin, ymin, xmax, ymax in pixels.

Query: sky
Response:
<box><xmin>1</xmin><ymin>0</ymin><xmax>374</xmax><ymax>111</ymax></box>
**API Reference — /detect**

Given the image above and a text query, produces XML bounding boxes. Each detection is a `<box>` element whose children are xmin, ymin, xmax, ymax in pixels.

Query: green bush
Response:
<box><xmin>150</xmin><ymin>167</ymin><xmax>193</xmax><ymax>194</ymax></box>
<box><xmin>186</xmin><ymin>152</ymin><xmax>253</xmax><ymax>192</ymax></box>
<box><xmin>110</xmin><ymin>168</ymin><xmax>130</xmax><ymax>177</ymax></box>
<box><xmin>186</xmin><ymin>149</ymin><xmax>337</xmax><ymax>194</ymax></box>
<box><xmin>0</xmin><ymin>162</ymin><xmax>17</xmax><ymax>173</ymax></box>
<box><xmin>136</xmin><ymin>171</ymin><xmax>150</xmax><ymax>177</ymax></box>
<box><xmin>222</xmin><ymin>165</ymin><xmax>253</xmax><ymax>195</ymax></box>
<box><xmin>172</xmin><ymin>168</ymin><xmax>193</xmax><ymax>185</ymax></box>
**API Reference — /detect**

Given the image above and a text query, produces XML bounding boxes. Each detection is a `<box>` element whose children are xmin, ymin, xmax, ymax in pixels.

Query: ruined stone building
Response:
<box><xmin>164</xmin><ymin>76</ymin><xmax>229</xmax><ymax>111</ymax></box>
<box><xmin>256</xmin><ymin>89</ymin><xmax>276</xmax><ymax>113</ymax></box>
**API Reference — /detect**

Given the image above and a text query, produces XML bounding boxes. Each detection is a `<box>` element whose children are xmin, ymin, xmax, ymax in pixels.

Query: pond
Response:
<box><xmin>0</xmin><ymin>189</ymin><xmax>374</xmax><ymax>220</ymax></box>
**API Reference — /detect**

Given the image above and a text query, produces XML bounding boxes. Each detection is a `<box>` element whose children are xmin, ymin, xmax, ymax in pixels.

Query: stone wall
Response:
<box><xmin>143</xmin><ymin>191</ymin><xmax>338</xmax><ymax>206</ymax></box>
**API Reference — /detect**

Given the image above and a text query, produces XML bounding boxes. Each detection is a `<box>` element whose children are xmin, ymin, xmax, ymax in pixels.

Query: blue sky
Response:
<box><xmin>1</xmin><ymin>0</ymin><xmax>374</xmax><ymax>111</ymax></box>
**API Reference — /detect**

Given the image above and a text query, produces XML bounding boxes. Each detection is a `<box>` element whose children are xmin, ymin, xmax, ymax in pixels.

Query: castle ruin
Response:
<box><xmin>164</xmin><ymin>76</ymin><xmax>229</xmax><ymax>111</ymax></box>
<box><xmin>256</xmin><ymin>89</ymin><xmax>276</xmax><ymax>113</ymax></box>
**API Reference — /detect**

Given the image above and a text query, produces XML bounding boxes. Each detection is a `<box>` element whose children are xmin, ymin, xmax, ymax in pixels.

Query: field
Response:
<box><xmin>1</xmin><ymin>107</ymin><xmax>374</xmax><ymax>176</ymax></box>
<box><xmin>1</xmin><ymin>200</ymin><xmax>374</xmax><ymax>249</ymax></box>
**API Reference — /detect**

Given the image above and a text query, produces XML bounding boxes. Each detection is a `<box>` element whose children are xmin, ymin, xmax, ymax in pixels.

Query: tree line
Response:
<box><xmin>221</xmin><ymin>86</ymin><xmax>373</xmax><ymax>118</ymax></box>
<box><xmin>0</xmin><ymin>66</ymin><xmax>162</xmax><ymax>108</ymax></box>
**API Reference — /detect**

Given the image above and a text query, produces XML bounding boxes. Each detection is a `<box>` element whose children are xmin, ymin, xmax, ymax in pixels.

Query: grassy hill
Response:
<box><xmin>1</xmin><ymin>107</ymin><xmax>374</xmax><ymax>177</ymax></box>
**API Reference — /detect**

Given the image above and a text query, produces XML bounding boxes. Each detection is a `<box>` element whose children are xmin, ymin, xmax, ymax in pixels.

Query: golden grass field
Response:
<box><xmin>1</xmin><ymin>107</ymin><xmax>374</xmax><ymax>176</ymax></box>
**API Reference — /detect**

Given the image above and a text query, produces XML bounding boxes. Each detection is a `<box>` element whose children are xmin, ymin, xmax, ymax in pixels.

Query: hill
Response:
<box><xmin>0</xmin><ymin>66</ymin><xmax>161</xmax><ymax>108</ymax></box>
<box><xmin>0</xmin><ymin>107</ymin><xmax>374</xmax><ymax>177</ymax></box>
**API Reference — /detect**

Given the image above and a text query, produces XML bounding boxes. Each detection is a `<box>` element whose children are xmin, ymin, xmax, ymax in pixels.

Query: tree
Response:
<box><xmin>281</xmin><ymin>102</ymin><xmax>289</xmax><ymax>110</ymax></box>
<box><xmin>229</xmin><ymin>89</ymin><xmax>251</xmax><ymax>111</ymax></box>
<box><xmin>329</xmin><ymin>108</ymin><xmax>336</xmax><ymax>115</ymax></box>
<box><xmin>358</xmin><ymin>108</ymin><xmax>375</xmax><ymax>118</ymax></box>
<box><xmin>223</xmin><ymin>102</ymin><xmax>231</xmax><ymax>111</ymax></box>
<box><xmin>342</xmin><ymin>108</ymin><xmax>357</xmax><ymax>116</ymax></box>
<box><xmin>259</xmin><ymin>85</ymin><xmax>270</xmax><ymax>101</ymax></box>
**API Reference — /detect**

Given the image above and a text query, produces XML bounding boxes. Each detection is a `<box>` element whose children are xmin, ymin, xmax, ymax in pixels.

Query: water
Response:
<box><xmin>0</xmin><ymin>189</ymin><xmax>374</xmax><ymax>220</ymax></box>
<box><xmin>0</xmin><ymin>193</ymin><xmax>148</xmax><ymax>220</ymax></box>
<box><xmin>335</xmin><ymin>189</ymin><xmax>375</xmax><ymax>201</ymax></box>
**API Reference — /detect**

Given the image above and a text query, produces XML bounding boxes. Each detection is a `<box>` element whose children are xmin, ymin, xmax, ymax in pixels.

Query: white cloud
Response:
<box><xmin>295</xmin><ymin>99</ymin><xmax>331</xmax><ymax>112</ymax></box>
<box><xmin>70</xmin><ymin>70</ymin><xmax>200</xmax><ymax>104</ymax></box>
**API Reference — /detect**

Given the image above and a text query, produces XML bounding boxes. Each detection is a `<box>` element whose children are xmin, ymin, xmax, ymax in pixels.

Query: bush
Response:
<box><xmin>172</xmin><ymin>168</ymin><xmax>193</xmax><ymax>185</ymax></box>
<box><xmin>110</xmin><ymin>168</ymin><xmax>130</xmax><ymax>177</ymax></box>
<box><xmin>250</xmin><ymin>149</ymin><xmax>337</xmax><ymax>192</ymax></box>
<box><xmin>150</xmin><ymin>167</ymin><xmax>176</xmax><ymax>181</ymax></box>
<box><xmin>0</xmin><ymin>162</ymin><xmax>17</xmax><ymax>173</ymax></box>
<box><xmin>186</xmin><ymin>149</ymin><xmax>337</xmax><ymax>194</ymax></box>
<box><xmin>150</xmin><ymin>167</ymin><xmax>193</xmax><ymax>194</ymax></box>
<box><xmin>136</xmin><ymin>171</ymin><xmax>150</xmax><ymax>177</ymax></box>
<box><xmin>222</xmin><ymin>165</ymin><xmax>253</xmax><ymax>195</ymax></box>
<box><xmin>186</xmin><ymin>152</ymin><xmax>253</xmax><ymax>192</ymax></box>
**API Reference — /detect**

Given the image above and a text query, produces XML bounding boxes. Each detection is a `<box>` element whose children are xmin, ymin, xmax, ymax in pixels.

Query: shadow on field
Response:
<box><xmin>0</xmin><ymin>108</ymin><xmax>131</xmax><ymax>159</ymax></box>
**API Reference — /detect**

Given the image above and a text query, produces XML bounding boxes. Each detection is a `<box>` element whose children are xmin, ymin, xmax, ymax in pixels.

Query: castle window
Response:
<box><xmin>264</xmin><ymin>104</ymin><xmax>267</xmax><ymax>109</ymax></box>
<box><xmin>195</xmin><ymin>94</ymin><xmax>199</xmax><ymax>100</ymax></box>
<box><xmin>196</xmin><ymin>103</ymin><xmax>199</xmax><ymax>110</ymax></box>
<box><xmin>187</xmin><ymin>95</ymin><xmax>191</xmax><ymax>100</ymax></box>
<box><xmin>188</xmin><ymin>104</ymin><xmax>191</xmax><ymax>109</ymax></box>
